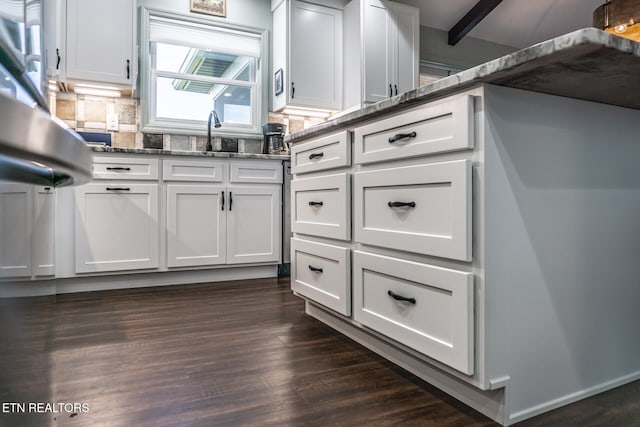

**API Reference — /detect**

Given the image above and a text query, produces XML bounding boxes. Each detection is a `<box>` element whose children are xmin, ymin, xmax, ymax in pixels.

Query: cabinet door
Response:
<box><xmin>289</xmin><ymin>0</ymin><xmax>342</xmax><ymax>109</ymax></box>
<box><xmin>75</xmin><ymin>183</ymin><xmax>159</xmax><ymax>273</ymax></box>
<box><xmin>392</xmin><ymin>1</ymin><xmax>419</xmax><ymax>95</ymax></box>
<box><xmin>33</xmin><ymin>186</ymin><xmax>55</xmax><ymax>277</ymax></box>
<box><xmin>363</xmin><ymin>0</ymin><xmax>393</xmax><ymax>103</ymax></box>
<box><xmin>43</xmin><ymin>0</ymin><xmax>65</xmax><ymax>79</ymax></box>
<box><xmin>166</xmin><ymin>184</ymin><xmax>226</xmax><ymax>268</ymax></box>
<box><xmin>0</xmin><ymin>184</ymin><xmax>32</xmax><ymax>278</ymax></box>
<box><xmin>226</xmin><ymin>186</ymin><xmax>281</xmax><ymax>264</ymax></box>
<box><xmin>66</xmin><ymin>0</ymin><xmax>134</xmax><ymax>85</ymax></box>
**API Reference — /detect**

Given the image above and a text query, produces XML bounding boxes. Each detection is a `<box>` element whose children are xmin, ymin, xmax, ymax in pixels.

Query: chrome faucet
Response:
<box><xmin>206</xmin><ymin>110</ymin><xmax>222</xmax><ymax>151</ymax></box>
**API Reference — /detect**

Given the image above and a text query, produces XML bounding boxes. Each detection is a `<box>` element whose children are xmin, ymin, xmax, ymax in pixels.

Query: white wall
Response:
<box><xmin>138</xmin><ymin>0</ymin><xmax>272</xmax><ymax>30</ymax></box>
<box><xmin>420</xmin><ymin>25</ymin><xmax>516</xmax><ymax>69</ymax></box>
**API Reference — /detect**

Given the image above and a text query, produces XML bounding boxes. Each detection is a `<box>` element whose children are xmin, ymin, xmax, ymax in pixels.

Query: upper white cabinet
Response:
<box><xmin>272</xmin><ymin>0</ymin><xmax>343</xmax><ymax>111</ymax></box>
<box><xmin>45</xmin><ymin>0</ymin><xmax>136</xmax><ymax>87</ymax></box>
<box><xmin>344</xmin><ymin>0</ymin><xmax>419</xmax><ymax>108</ymax></box>
<box><xmin>43</xmin><ymin>0</ymin><xmax>65</xmax><ymax>80</ymax></box>
<box><xmin>0</xmin><ymin>184</ymin><xmax>55</xmax><ymax>279</ymax></box>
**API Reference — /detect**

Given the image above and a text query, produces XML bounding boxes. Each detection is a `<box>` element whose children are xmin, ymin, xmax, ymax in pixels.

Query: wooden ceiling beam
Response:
<box><xmin>448</xmin><ymin>0</ymin><xmax>503</xmax><ymax>46</ymax></box>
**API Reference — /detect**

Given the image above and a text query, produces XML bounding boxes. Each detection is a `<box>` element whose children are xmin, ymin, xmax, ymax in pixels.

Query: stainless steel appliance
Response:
<box><xmin>0</xmin><ymin>0</ymin><xmax>91</xmax><ymax>186</ymax></box>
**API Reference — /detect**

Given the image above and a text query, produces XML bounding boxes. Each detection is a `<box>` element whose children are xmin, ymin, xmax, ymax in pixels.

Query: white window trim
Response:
<box><xmin>139</xmin><ymin>7</ymin><xmax>269</xmax><ymax>138</ymax></box>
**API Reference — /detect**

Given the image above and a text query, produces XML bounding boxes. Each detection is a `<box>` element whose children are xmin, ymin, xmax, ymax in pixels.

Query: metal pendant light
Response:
<box><xmin>594</xmin><ymin>0</ymin><xmax>640</xmax><ymax>41</ymax></box>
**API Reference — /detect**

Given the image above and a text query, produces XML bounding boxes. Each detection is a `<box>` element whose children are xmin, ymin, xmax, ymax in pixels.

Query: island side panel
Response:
<box><xmin>483</xmin><ymin>84</ymin><xmax>640</xmax><ymax>424</ymax></box>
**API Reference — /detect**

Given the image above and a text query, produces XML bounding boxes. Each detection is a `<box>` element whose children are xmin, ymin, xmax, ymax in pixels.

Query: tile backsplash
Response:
<box><xmin>50</xmin><ymin>91</ymin><xmax>322</xmax><ymax>152</ymax></box>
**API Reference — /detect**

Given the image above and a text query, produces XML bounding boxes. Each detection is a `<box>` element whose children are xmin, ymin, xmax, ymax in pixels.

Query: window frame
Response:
<box><xmin>139</xmin><ymin>7</ymin><xmax>268</xmax><ymax>138</ymax></box>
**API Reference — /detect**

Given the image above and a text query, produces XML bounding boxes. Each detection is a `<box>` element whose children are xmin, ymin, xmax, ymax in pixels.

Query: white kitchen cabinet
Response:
<box><xmin>272</xmin><ymin>0</ymin><xmax>343</xmax><ymax>111</ymax></box>
<box><xmin>363</xmin><ymin>0</ymin><xmax>419</xmax><ymax>103</ymax></box>
<box><xmin>0</xmin><ymin>184</ymin><xmax>55</xmax><ymax>279</ymax></box>
<box><xmin>165</xmin><ymin>159</ymin><xmax>282</xmax><ymax>268</ymax></box>
<box><xmin>33</xmin><ymin>186</ymin><xmax>56</xmax><ymax>276</ymax></box>
<box><xmin>227</xmin><ymin>186</ymin><xmax>281</xmax><ymax>264</ymax></box>
<box><xmin>75</xmin><ymin>183</ymin><xmax>159</xmax><ymax>273</ymax></box>
<box><xmin>0</xmin><ymin>184</ymin><xmax>33</xmax><ymax>278</ymax></box>
<box><xmin>43</xmin><ymin>0</ymin><xmax>65</xmax><ymax>80</ymax></box>
<box><xmin>167</xmin><ymin>184</ymin><xmax>226</xmax><ymax>268</ymax></box>
<box><xmin>291</xmin><ymin>237</ymin><xmax>351</xmax><ymax>316</ymax></box>
<box><xmin>354</xmin><ymin>160</ymin><xmax>472</xmax><ymax>261</ymax></box>
<box><xmin>343</xmin><ymin>0</ymin><xmax>419</xmax><ymax>108</ymax></box>
<box><xmin>64</xmin><ymin>0</ymin><xmax>136</xmax><ymax>86</ymax></box>
<box><xmin>353</xmin><ymin>250</ymin><xmax>474</xmax><ymax>374</ymax></box>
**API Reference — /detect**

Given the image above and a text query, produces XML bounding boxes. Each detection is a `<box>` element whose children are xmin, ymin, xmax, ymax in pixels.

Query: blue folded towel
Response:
<box><xmin>77</xmin><ymin>131</ymin><xmax>112</xmax><ymax>146</ymax></box>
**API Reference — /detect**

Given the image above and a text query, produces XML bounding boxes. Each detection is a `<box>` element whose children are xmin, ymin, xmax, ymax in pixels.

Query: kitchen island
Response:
<box><xmin>287</xmin><ymin>28</ymin><xmax>640</xmax><ymax>425</ymax></box>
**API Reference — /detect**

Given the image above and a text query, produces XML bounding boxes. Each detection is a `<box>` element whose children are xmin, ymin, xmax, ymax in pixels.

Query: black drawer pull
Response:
<box><xmin>309</xmin><ymin>152</ymin><xmax>324</xmax><ymax>160</ymax></box>
<box><xmin>389</xmin><ymin>84</ymin><xmax>392</xmax><ymax>97</ymax></box>
<box><xmin>127</xmin><ymin>59</ymin><xmax>130</xmax><ymax>79</ymax></box>
<box><xmin>308</xmin><ymin>201</ymin><xmax>323</xmax><ymax>207</ymax></box>
<box><xmin>106</xmin><ymin>167</ymin><xmax>131</xmax><ymax>171</ymax></box>
<box><xmin>106</xmin><ymin>187</ymin><xmax>130</xmax><ymax>191</ymax></box>
<box><xmin>229</xmin><ymin>191</ymin><xmax>233</xmax><ymax>211</ymax></box>
<box><xmin>308</xmin><ymin>265</ymin><xmax>323</xmax><ymax>273</ymax></box>
<box><xmin>221</xmin><ymin>191</ymin><xmax>225</xmax><ymax>211</ymax></box>
<box><xmin>394</xmin><ymin>84</ymin><xmax>398</xmax><ymax>96</ymax></box>
<box><xmin>388</xmin><ymin>201</ymin><xmax>416</xmax><ymax>208</ymax></box>
<box><xmin>388</xmin><ymin>131</ymin><xmax>417</xmax><ymax>143</ymax></box>
<box><xmin>388</xmin><ymin>290</ymin><xmax>416</xmax><ymax>304</ymax></box>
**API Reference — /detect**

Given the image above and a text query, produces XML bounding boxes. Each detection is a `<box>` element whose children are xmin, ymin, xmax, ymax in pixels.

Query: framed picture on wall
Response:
<box><xmin>190</xmin><ymin>0</ymin><xmax>226</xmax><ymax>18</ymax></box>
<box><xmin>275</xmin><ymin>69</ymin><xmax>283</xmax><ymax>96</ymax></box>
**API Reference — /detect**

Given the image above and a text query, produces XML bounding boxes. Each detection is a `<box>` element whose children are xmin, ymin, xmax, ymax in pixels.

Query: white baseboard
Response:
<box><xmin>508</xmin><ymin>369</ymin><xmax>640</xmax><ymax>424</ymax></box>
<box><xmin>0</xmin><ymin>265</ymin><xmax>278</xmax><ymax>298</ymax></box>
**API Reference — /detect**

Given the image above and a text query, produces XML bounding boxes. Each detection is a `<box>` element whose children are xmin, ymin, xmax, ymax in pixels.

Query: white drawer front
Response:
<box><xmin>354</xmin><ymin>95</ymin><xmax>474</xmax><ymax>165</ymax></box>
<box><xmin>93</xmin><ymin>156</ymin><xmax>159</xmax><ymax>180</ymax></box>
<box><xmin>291</xmin><ymin>131</ymin><xmax>351</xmax><ymax>174</ymax></box>
<box><xmin>292</xmin><ymin>238</ymin><xmax>351</xmax><ymax>316</ymax></box>
<box><xmin>163</xmin><ymin>159</ymin><xmax>226</xmax><ymax>182</ymax></box>
<box><xmin>292</xmin><ymin>173</ymin><xmax>350</xmax><ymax>240</ymax></box>
<box><xmin>353</xmin><ymin>251</ymin><xmax>474</xmax><ymax>374</ymax></box>
<box><xmin>354</xmin><ymin>160</ymin><xmax>471</xmax><ymax>261</ymax></box>
<box><xmin>230</xmin><ymin>161</ymin><xmax>283</xmax><ymax>184</ymax></box>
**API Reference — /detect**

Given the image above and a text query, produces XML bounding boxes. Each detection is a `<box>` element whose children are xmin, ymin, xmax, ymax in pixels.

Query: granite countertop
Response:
<box><xmin>287</xmin><ymin>28</ymin><xmax>640</xmax><ymax>143</ymax></box>
<box><xmin>90</xmin><ymin>145</ymin><xmax>290</xmax><ymax>160</ymax></box>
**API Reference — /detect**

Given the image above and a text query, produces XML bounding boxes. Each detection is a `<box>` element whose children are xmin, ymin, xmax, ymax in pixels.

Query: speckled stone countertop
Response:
<box><xmin>287</xmin><ymin>28</ymin><xmax>640</xmax><ymax>143</ymax></box>
<box><xmin>90</xmin><ymin>145</ymin><xmax>290</xmax><ymax>160</ymax></box>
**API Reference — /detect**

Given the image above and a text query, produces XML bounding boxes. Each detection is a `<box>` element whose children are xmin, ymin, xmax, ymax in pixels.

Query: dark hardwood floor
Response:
<box><xmin>1</xmin><ymin>278</ymin><xmax>639</xmax><ymax>426</ymax></box>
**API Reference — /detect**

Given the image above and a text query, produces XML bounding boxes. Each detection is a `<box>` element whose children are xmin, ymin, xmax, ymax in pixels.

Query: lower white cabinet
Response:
<box><xmin>353</xmin><ymin>160</ymin><xmax>472</xmax><ymax>261</ymax></box>
<box><xmin>291</xmin><ymin>238</ymin><xmax>351</xmax><ymax>315</ymax></box>
<box><xmin>0</xmin><ymin>183</ymin><xmax>55</xmax><ymax>278</ymax></box>
<box><xmin>75</xmin><ymin>183</ymin><xmax>159</xmax><ymax>273</ymax></box>
<box><xmin>166</xmin><ymin>184</ymin><xmax>226</xmax><ymax>268</ymax></box>
<box><xmin>353</xmin><ymin>250</ymin><xmax>474</xmax><ymax>375</ymax></box>
<box><xmin>226</xmin><ymin>186</ymin><xmax>281</xmax><ymax>264</ymax></box>
<box><xmin>166</xmin><ymin>185</ymin><xmax>281</xmax><ymax>267</ymax></box>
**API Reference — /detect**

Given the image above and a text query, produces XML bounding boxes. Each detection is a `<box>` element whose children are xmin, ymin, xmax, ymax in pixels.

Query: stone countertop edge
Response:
<box><xmin>90</xmin><ymin>146</ymin><xmax>290</xmax><ymax>160</ymax></box>
<box><xmin>286</xmin><ymin>28</ymin><xmax>640</xmax><ymax>144</ymax></box>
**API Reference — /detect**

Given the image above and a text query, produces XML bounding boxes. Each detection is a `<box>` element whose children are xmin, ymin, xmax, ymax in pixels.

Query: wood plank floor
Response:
<box><xmin>1</xmin><ymin>278</ymin><xmax>639</xmax><ymax>426</ymax></box>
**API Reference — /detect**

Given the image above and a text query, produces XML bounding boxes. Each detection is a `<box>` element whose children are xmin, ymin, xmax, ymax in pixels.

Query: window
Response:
<box><xmin>419</xmin><ymin>60</ymin><xmax>463</xmax><ymax>86</ymax></box>
<box><xmin>140</xmin><ymin>9</ymin><xmax>267</xmax><ymax>136</ymax></box>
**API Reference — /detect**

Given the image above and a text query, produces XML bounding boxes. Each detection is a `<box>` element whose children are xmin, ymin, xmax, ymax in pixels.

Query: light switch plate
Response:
<box><xmin>106</xmin><ymin>113</ymin><xmax>119</xmax><ymax>131</ymax></box>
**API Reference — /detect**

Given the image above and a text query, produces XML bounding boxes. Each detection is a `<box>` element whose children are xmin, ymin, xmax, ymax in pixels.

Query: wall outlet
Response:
<box><xmin>106</xmin><ymin>113</ymin><xmax>119</xmax><ymax>131</ymax></box>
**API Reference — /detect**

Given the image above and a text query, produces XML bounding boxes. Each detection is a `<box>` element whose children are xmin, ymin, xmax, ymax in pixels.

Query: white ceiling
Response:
<box><xmin>394</xmin><ymin>0</ymin><xmax>604</xmax><ymax>48</ymax></box>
